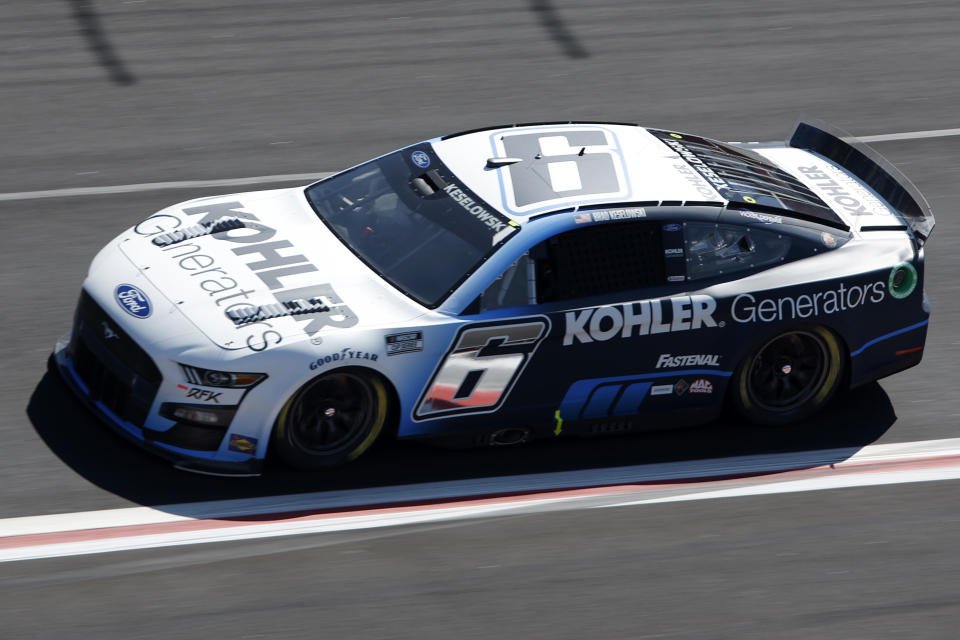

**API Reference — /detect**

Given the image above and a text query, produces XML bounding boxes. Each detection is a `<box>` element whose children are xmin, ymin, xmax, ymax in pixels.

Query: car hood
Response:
<box><xmin>117</xmin><ymin>187</ymin><xmax>426</xmax><ymax>351</ymax></box>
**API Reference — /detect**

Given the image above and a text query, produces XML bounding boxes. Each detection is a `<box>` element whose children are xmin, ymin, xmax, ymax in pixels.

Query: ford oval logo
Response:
<box><xmin>411</xmin><ymin>150</ymin><xmax>431</xmax><ymax>169</ymax></box>
<box><xmin>114</xmin><ymin>284</ymin><xmax>152</xmax><ymax>319</ymax></box>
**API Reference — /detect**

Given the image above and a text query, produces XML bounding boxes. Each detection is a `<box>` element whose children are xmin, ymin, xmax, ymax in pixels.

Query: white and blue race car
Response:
<box><xmin>55</xmin><ymin>119</ymin><xmax>934</xmax><ymax>475</ymax></box>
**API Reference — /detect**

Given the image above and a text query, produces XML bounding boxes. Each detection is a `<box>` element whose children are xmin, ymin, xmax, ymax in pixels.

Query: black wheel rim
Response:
<box><xmin>286</xmin><ymin>372</ymin><xmax>375</xmax><ymax>455</ymax></box>
<box><xmin>747</xmin><ymin>331</ymin><xmax>829</xmax><ymax>412</ymax></box>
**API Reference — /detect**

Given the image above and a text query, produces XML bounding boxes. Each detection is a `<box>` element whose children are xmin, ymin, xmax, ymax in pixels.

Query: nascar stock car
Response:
<box><xmin>54</xmin><ymin>119</ymin><xmax>934</xmax><ymax>475</ymax></box>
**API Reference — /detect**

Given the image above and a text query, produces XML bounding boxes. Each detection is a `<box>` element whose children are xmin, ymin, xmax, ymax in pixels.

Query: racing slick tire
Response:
<box><xmin>731</xmin><ymin>325</ymin><xmax>844</xmax><ymax>426</ymax></box>
<box><xmin>273</xmin><ymin>368</ymin><xmax>388</xmax><ymax>470</ymax></box>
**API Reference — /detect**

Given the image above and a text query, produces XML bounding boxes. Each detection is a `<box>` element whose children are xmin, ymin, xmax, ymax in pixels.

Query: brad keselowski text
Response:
<box><xmin>134</xmin><ymin>201</ymin><xmax>358</xmax><ymax>351</ymax></box>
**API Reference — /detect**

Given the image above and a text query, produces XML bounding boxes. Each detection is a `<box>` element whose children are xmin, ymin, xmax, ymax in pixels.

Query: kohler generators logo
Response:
<box><xmin>562</xmin><ymin>295</ymin><xmax>718</xmax><ymax>346</ymax></box>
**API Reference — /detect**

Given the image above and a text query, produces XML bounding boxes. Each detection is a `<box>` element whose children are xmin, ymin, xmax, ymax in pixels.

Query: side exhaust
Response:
<box><xmin>488</xmin><ymin>427</ymin><xmax>531</xmax><ymax>446</ymax></box>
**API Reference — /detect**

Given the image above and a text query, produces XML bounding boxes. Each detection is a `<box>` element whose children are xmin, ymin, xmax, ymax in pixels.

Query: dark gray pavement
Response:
<box><xmin>2</xmin><ymin>1</ymin><xmax>960</xmax><ymax>636</ymax></box>
<box><xmin>4</xmin><ymin>482</ymin><xmax>960</xmax><ymax>639</ymax></box>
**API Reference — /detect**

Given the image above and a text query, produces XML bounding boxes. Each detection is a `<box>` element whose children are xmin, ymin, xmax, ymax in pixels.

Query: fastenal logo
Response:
<box><xmin>114</xmin><ymin>284</ymin><xmax>152</xmax><ymax>319</ymax></box>
<box><xmin>656</xmin><ymin>354</ymin><xmax>720</xmax><ymax>368</ymax></box>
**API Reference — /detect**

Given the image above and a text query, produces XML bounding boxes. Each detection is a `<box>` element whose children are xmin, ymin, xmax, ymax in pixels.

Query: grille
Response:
<box><xmin>143</xmin><ymin>422</ymin><xmax>227</xmax><ymax>451</ymax></box>
<box><xmin>69</xmin><ymin>291</ymin><xmax>162</xmax><ymax>427</ymax></box>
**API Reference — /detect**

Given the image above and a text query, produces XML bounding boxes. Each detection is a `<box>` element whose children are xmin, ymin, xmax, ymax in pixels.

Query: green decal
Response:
<box><xmin>889</xmin><ymin>262</ymin><xmax>918</xmax><ymax>300</ymax></box>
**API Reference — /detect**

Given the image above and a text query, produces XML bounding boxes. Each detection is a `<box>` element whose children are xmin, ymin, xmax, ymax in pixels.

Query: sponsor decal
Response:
<box><xmin>660</xmin><ymin>137</ymin><xmax>730</xmax><ymax>192</ymax></box>
<box><xmin>656</xmin><ymin>354</ymin><xmax>721</xmax><ymax>368</ymax></box>
<box><xmin>411</xmin><ymin>150</ymin><xmax>431</xmax><ymax>169</ymax></box>
<box><xmin>114</xmin><ymin>284</ymin><xmax>152</xmax><ymax>318</ymax></box>
<box><xmin>558</xmin><ymin>377</ymin><xmax>653</xmax><ymax>420</ymax></box>
<box><xmin>553</xmin><ymin>409</ymin><xmax>563</xmax><ymax>436</ymax></box>
<box><xmin>101</xmin><ymin>321</ymin><xmax>120</xmax><ymax>340</ymax></box>
<box><xmin>731</xmin><ymin>281</ymin><xmax>885</xmax><ymax>323</ymax></box>
<box><xmin>672</xmin><ymin>162</ymin><xmax>718</xmax><ymax>200</ymax></box>
<box><xmin>664</xmin><ymin>223</ymin><xmax>682</xmax><ymax>232</ymax></box>
<box><xmin>228</xmin><ymin>434</ymin><xmax>258</xmax><ymax>455</ymax></box>
<box><xmin>309</xmin><ymin>348</ymin><xmax>379</xmax><ymax>370</ymax></box>
<box><xmin>739</xmin><ymin>210</ymin><xmax>783</xmax><ymax>225</ymax></box>
<box><xmin>797</xmin><ymin>165</ymin><xmax>891</xmax><ymax>218</ymax></box>
<box><xmin>650</xmin><ymin>384</ymin><xmax>674</xmax><ymax>396</ymax></box>
<box><xmin>134</xmin><ymin>201</ymin><xmax>359</xmax><ymax>352</ymax></box>
<box><xmin>667</xmin><ymin>275</ymin><xmax>686</xmax><ymax>282</ymax></box>
<box><xmin>664</xmin><ymin>247</ymin><xmax>684</xmax><ymax>257</ymax></box>
<box><xmin>386</xmin><ymin>331</ymin><xmax>423</xmax><ymax>355</ymax></box>
<box><xmin>563</xmin><ymin>295</ymin><xmax>718</xmax><ymax>346</ymax></box>
<box><xmin>174</xmin><ymin>385</ymin><xmax>224</xmax><ymax>403</ymax></box>
<box><xmin>674</xmin><ymin>379</ymin><xmax>689</xmax><ymax>396</ymax></box>
<box><xmin>689</xmin><ymin>378</ymin><xmax>713</xmax><ymax>394</ymax></box>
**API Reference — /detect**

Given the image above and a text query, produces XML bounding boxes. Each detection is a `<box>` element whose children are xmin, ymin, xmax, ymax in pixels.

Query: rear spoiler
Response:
<box><xmin>788</xmin><ymin>119</ymin><xmax>934</xmax><ymax>248</ymax></box>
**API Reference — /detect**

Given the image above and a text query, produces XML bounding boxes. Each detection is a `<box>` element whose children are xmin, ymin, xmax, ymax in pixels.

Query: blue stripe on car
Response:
<box><xmin>559</xmin><ymin>369</ymin><xmax>733</xmax><ymax>421</ymax></box>
<box><xmin>850</xmin><ymin>319</ymin><xmax>929</xmax><ymax>357</ymax></box>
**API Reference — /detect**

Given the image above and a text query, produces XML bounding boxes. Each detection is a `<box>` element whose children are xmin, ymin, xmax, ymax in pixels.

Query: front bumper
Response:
<box><xmin>54</xmin><ymin>329</ymin><xmax>263</xmax><ymax>478</ymax></box>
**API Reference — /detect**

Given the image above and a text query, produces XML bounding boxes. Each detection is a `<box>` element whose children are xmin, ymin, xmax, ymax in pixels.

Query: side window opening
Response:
<box><xmin>533</xmin><ymin>221</ymin><xmax>665</xmax><ymax>304</ymax></box>
<box><xmin>479</xmin><ymin>252</ymin><xmax>536</xmax><ymax>311</ymax></box>
<box><xmin>684</xmin><ymin>223</ymin><xmax>790</xmax><ymax>280</ymax></box>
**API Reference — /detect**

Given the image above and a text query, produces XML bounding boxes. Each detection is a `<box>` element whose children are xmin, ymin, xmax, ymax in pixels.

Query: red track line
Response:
<box><xmin>5</xmin><ymin>452</ymin><xmax>960</xmax><ymax>551</ymax></box>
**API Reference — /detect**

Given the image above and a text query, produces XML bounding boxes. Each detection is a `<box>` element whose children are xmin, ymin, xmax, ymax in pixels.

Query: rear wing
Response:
<box><xmin>788</xmin><ymin>119</ymin><xmax>934</xmax><ymax>248</ymax></box>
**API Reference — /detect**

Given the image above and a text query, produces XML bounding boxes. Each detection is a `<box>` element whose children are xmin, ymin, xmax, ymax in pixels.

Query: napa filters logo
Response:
<box><xmin>114</xmin><ymin>284</ymin><xmax>152</xmax><ymax>318</ymax></box>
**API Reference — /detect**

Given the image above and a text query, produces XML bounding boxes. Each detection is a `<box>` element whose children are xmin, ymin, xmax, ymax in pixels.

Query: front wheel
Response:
<box><xmin>731</xmin><ymin>326</ymin><xmax>844</xmax><ymax>426</ymax></box>
<box><xmin>273</xmin><ymin>369</ymin><xmax>388</xmax><ymax>470</ymax></box>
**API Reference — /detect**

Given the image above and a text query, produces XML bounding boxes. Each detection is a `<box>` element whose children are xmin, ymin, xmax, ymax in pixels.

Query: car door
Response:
<box><xmin>450</xmin><ymin>217</ymin><xmax>724</xmax><ymax>436</ymax></box>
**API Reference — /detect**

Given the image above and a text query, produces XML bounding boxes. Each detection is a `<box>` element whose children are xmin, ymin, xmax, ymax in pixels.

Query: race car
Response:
<box><xmin>54</xmin><ymin>118</ymin><xmax>934</xmax><ymax>475</ymax></box>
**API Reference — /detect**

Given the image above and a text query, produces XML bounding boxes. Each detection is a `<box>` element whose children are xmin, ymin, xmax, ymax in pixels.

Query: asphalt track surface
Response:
<box><xmin>3</xmin><ymin>0</ymin><xmax>960</xmax><ymax>636</ymax></box>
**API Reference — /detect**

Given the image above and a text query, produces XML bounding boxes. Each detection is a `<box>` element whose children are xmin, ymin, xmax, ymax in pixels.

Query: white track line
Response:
<box><xmin>0</xmin><ymin>172</ymin><xmax>331</xmax><ymax>202</ymax></box>
<box><xmin>1</xmin><ymin>126</ymin><xmax>957</xmax><ymax>203</ymax></box>
<box><xmin>602</xmin><ymin>467</ymin><xmax>960</xmax><ymax>509</ymax></box>
<box><xmin>3</xmin><ymin>437</ymin><xmax>960</xmax><ymax>562</ymax></box>
<box><xmin>858</xmin><ymin>127</ymin><xmax>960</xmax><ymax>143</ymax></box>
<box><xmin>5</xmin><ymin>437</ymin><xmax>960</xmax><ymax>538</ymax></box>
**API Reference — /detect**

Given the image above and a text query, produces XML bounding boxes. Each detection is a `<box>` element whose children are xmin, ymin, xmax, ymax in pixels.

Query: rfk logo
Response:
<box><xmin>177</xmin><ymin>385</ymin><xmax>222</xmax><ymax>403</ymax></box>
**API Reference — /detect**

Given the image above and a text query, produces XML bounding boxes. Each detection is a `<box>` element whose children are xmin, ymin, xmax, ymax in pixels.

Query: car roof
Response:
<box><xmin>429</xmin><ymin>122</ymin><xmax>847</xmax><ymax>231</ymax></box>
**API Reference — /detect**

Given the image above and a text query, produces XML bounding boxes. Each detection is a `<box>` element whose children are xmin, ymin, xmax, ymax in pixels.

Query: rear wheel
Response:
<box><xmin>273</xmin><ymin>369</ymin><xmax>388</xmax><ymax>470</ymax></box>
<box><xmin>732</xmin><ymin>326</ymin><xmax>844</xmax><ymax>426</ymax></box>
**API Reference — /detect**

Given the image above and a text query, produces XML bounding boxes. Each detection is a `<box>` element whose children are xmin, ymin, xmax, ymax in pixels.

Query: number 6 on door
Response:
<box><xmin>414</xmin><ymin>318</ymin><xmax>550</xmax><ymax>420</ymax></box>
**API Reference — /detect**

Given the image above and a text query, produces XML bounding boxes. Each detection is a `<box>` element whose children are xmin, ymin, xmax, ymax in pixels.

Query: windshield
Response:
<box><xmin>305</xmin><ymin>146</ymin><xmax>518</xmax><ymax>307</ymax></box>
